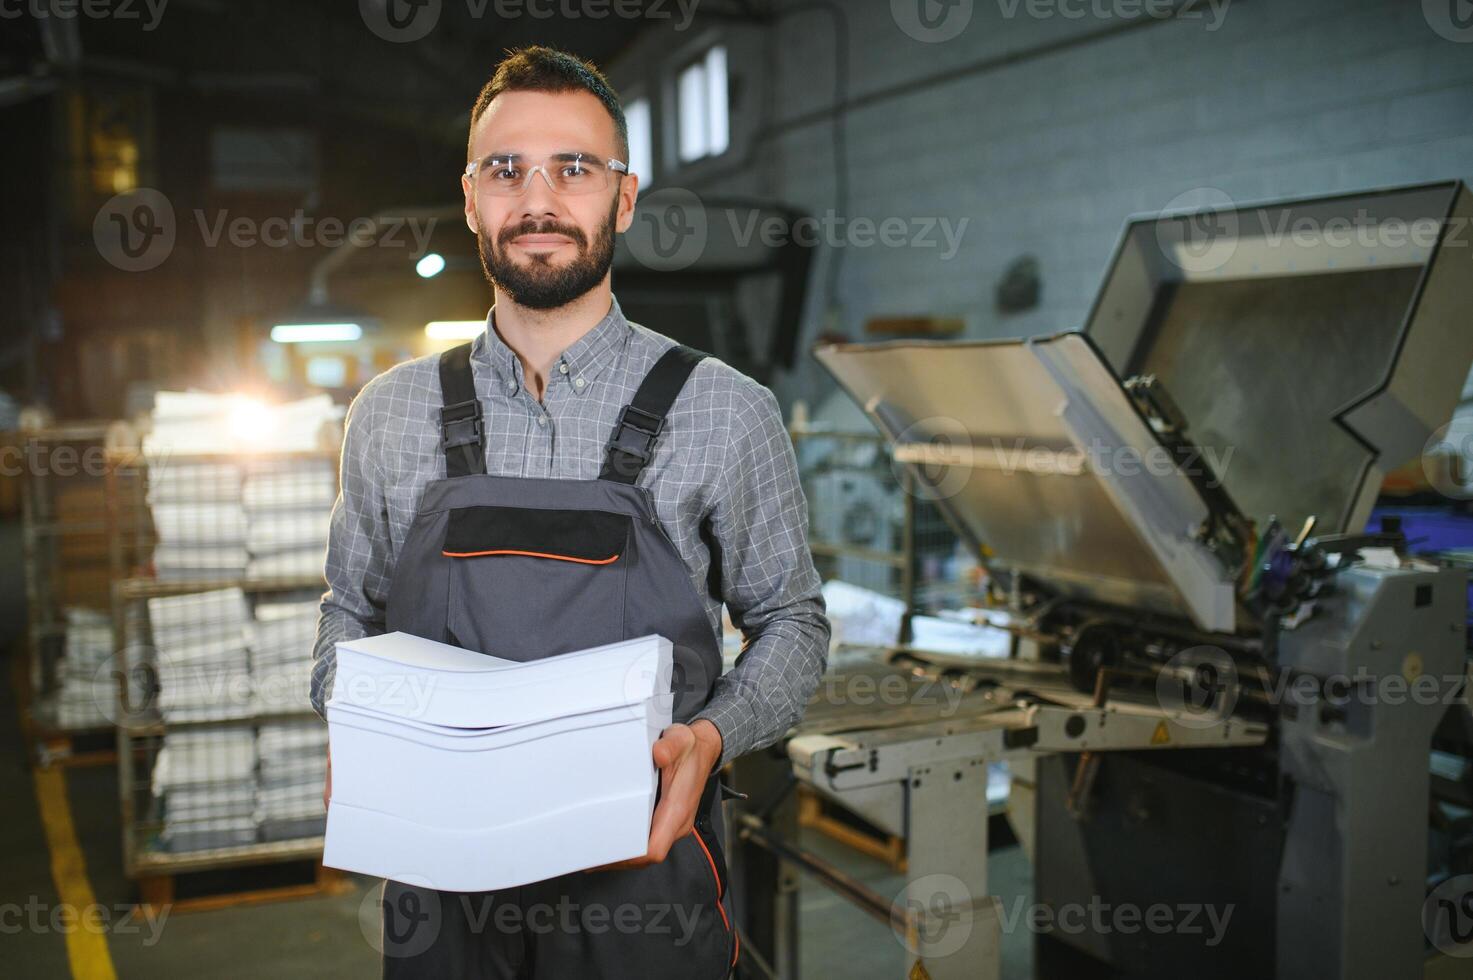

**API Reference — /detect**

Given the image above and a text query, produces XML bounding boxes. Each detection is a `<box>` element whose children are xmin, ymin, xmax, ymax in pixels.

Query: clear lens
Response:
<box><xmin>469</xmin><ymin>152</ymin><xmax>622</xmax><ymax>196</ymax></box>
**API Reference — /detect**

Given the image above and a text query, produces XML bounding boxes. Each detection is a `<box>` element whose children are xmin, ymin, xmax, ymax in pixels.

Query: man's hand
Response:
<box><xmin>588</xmin><ymin>719</ymin><xmax>723</xmax><ymax>871</ymax></box>
<box><xmin>323</xmin><ymin>746</ymin><xmax>332</xmax><ymax>812</ymax></box>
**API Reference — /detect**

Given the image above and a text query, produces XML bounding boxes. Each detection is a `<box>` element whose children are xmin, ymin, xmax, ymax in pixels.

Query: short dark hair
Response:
<box><xmin>468</xmin><ymin>46</ymin><xmax>628</xmax><ymax>163</ymax></box>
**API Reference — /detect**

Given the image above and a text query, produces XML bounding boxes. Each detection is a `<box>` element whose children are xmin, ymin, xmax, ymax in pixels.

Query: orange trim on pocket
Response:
<box><xmin>440</xmin><ymin>548</ymin><xmax>621</xmax><ymax>564</ymax></box>
<box><xmin>692</xmin><ymin>829</ymin><xmax>738</xmax><ymax>969</ymax></box>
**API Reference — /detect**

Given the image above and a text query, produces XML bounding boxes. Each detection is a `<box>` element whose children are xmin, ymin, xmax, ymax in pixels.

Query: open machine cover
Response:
<box><xmin>816</xmin><ymin>181</ymin><xmax>1473</xmax><ymax>634</ymax></box>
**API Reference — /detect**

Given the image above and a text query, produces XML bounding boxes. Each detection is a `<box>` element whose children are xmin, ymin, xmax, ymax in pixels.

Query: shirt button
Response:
<box><xmin>536</xmin><ymin>414</ymin><xmax>548</xmax><ymax>427</ymax></box>
<box><xmin>573</xmin><ymin>377</ymin><xmax>586</xmax><ymax>390</ymax></box>
<box><xmin>506</xmin><ymin>382</ymin><xmax>517</xmax><ymax>395</ymax></box>
<box><xmin>558</xmin><ymin>361</ymin><xmax>569</xmax><ymax>375</ymax></box>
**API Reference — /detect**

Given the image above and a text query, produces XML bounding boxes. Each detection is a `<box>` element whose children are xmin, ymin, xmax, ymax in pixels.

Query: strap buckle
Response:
<box><xmin>440</xmin><ymin>398</ymin><xmax>483</xmax><ymax>451</ymax></box>
<box><xmin>606</xmin><ymin>404</ymin><xmax>665</xmax><ymax>465</ymax></box>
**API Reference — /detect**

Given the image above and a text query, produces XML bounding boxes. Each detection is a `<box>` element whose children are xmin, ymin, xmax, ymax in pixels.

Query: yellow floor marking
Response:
<box><xmin>33</xmin><ymin>766</ymin><xmax>119</xmax><ymax>980</ymax></box>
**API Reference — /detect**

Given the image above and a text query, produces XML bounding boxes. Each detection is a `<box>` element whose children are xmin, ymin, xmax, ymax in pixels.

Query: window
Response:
<box><xmin>676</xmin><ymin>45</ymin><xmax>729</xmax><ymax>163</ymax></box>
<box><xmin>625</xmin><ymin>97</ymin><xmax>654</xmax><ymax>190</ymax></box>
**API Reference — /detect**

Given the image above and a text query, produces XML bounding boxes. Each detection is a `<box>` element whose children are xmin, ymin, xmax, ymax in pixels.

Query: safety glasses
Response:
<box><xmin>465</xmin><ymin>151</ymin><xmax>629</xmax><ymax>197</ymax></box>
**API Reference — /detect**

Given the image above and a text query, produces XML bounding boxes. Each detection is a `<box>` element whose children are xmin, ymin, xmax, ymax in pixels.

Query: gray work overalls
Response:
<box><xmin>377</xmin><ymin>341</ymin><xmax>737</xmax><ymax>979</ymax></box>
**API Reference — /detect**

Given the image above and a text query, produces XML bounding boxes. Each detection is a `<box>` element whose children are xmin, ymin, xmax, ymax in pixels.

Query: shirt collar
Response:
<box><xmin>477</xmin><ymin>295</ymin><xmax>631</xmax><ymax>397</ymax></box>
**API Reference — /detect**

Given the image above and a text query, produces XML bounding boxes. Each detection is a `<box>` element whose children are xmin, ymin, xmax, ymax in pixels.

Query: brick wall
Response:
<box><xmin>609</xmin><ymin>0</ymin><xmax>1473</xmax><ymax>409</ymax></box>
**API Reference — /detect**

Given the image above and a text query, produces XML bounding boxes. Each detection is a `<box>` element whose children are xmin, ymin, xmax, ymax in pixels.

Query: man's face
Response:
<box><xmin>463</xmin><ymin>90</ymin><xmax>638</xmax><ymax>310</ymax></box>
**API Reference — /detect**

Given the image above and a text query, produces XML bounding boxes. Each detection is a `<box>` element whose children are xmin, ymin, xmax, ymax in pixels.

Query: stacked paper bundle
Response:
<box><xmin>248</xmin><ymin>597</ymin><xmax>319</xmax><ymax>715</ymax></box>
<box><xmin>54</xmin><ymin>607</ymin><xmax>113</xmax><ymax>729</ymax></box>
<box><xmin>324</xmin><ymin>631</ymin><xmax>673</xmax><ymax>892</ymax></box>
<box><xmin>146</xmin><ymin>461</ymin><xmax>248</xmax><ymax>581</ymax></box>
<box><xmin>140</xmin><ymin>392</ymin><xmax>344</xmax><ymax>582</ymax></box>
<box><xmin>147</xmin><ymin>588</ymin><xmax>254</xmax><ymax>722</ymax></box>
<box><xmin>243</xmin><ymin>459</ymin><xmax>336</xmax><ymax>580</ymax></box>
<box><xmin>256</xmin><ymin>719</ymin><xmax>329</xmax><ymax>841</ymax></box>
<box><xmin>151</xmin><ymin>724</ymin><xmax>258</xmax><ymax>852</ymax></box>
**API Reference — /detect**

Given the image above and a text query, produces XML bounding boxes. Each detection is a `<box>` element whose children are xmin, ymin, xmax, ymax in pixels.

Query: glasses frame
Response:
<box><xmin>464</xmin><ymin>151</ymin><xmax>630</xmax><ymax>197</ymax></box>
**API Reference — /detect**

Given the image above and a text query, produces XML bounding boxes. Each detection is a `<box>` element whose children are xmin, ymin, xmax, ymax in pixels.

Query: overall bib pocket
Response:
<box><xmin>442</xmin><ymin>505</ymin><xmax>632</xmax><ymax>659</ymax></box>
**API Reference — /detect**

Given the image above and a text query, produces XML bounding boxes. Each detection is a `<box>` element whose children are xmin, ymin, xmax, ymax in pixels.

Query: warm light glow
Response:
<box><xmin>416</xmin><ymin>252</ymin><xmax>446</xmax><ymax>278</ymax></box>
<box><xmin>226</xmin><ymin>394</ymin><xmax>281</xmax><ymax>445</ymax></box>
<box><xmin>425</xmin><ymin>320</ymin><xmax>485</xmax><ymax>341</ymax></box>
<box><xmin>270</xmin><ymin>323</ymin><xmax>362</xmax><ymax>343</ymax></box>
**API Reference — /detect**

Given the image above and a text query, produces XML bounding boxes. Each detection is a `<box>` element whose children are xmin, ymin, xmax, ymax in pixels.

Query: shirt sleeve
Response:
<box><xmin>690</xmin><ymin>381</ymin><xmax>830</xmax><ymax>765</ymax></box>
<box><xmin>310</xmin><ymin>387</ymin><xmax>394</xmax><ymax>719</ymax></box>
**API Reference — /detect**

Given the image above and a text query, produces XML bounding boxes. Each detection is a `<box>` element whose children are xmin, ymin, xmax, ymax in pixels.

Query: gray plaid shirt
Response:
<box><xmin>310</xmin><ymin>295</ymin><xmax>829</xmax><ymax>764</ymax></box>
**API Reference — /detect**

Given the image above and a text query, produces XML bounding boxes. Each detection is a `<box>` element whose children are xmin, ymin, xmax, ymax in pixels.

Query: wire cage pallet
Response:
<box><xmin>18</xmin><ymin>420</ymin><xmax>146</xmax><ymax>766</ymax></box>
<box><xmin>104</xmin><ymin>443</ymin><xmax>341</xmax><ymax>887</ymax></box>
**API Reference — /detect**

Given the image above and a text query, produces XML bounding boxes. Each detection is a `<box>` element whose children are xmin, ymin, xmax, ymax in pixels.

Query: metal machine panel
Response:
<box><xmin>1084</xmin><ymin>181</ymin><xmax>1473</xmax><ymax>538</ymax></box>
<box><xmin>814</xmin><ymin>332</ymin><xmax>1237</xmax><ymax>631</ymax></box>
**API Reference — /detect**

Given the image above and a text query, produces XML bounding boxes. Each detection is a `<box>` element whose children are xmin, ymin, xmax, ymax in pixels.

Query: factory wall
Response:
<box><xmin>608</xmin><ymin>0</ymin><xmax>1473</xmax><ymax>412</ymax></box>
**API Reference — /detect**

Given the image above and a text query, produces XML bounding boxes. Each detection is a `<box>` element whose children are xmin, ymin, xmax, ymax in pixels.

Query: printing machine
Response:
<box><xmin>729</xmin><ymin>181</ymin><xmax>1473</xmax><ymax>980</ymax></box>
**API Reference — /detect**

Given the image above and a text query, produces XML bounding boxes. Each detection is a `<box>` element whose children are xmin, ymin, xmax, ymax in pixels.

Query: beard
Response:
<box><xmin>477</xmin><ymin>195</ymin><xmax>618</xmax><ymax>311</ymax></box>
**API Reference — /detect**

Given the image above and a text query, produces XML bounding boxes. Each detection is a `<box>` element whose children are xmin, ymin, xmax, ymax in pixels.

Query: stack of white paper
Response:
<box><xmin>247</xmin><ymin>607</ymin><xmax>317</xmax><ymax>715</ymax></box>
<box><xmin>256</xmin><ymin>719</ymin><xmax>328</xmax><ymax>841</ymax></box>
<box><xmin>324</xmin><ymin>631</ymin><xmax>673</xmax><ymax>892</ymax></box>
<box><xmin>151</xmin><ymin>725</ymin><xmax>258</xmax><ymax>852</ymax></box>
<box><xmin>55</xmin><ymin>607</ymin><xmax>113</xmax><ymax>729</ymax></box>
<box><xmin>146</xmin><ymin>460</ymin><xmax>249</xmax><ymax>580</ymax></box>
<box><xmin>147</xmin><ymin>588</ymin><xmax>254</xmax><ymax>722</ymax></box>
<box><xmin>143</xmin><ymin>392</ymin><xmax>344</xmax><ymax>457</ymax></box>
<box><xmin>242</xmin><ymin>458</ymin><xmax>335</xmax><ymax>581</ymax></box>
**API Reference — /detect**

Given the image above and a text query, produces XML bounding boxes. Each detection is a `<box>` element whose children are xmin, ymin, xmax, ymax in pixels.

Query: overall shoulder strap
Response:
<box><xmin>438</xmin><ymin>342</ymin><xmax>485</xmax><ymax>478</ymax></box>
<box><xmin>600</xmin><ymin>344</ymin><xmax>707</xmax><ymax>485</ymax></box>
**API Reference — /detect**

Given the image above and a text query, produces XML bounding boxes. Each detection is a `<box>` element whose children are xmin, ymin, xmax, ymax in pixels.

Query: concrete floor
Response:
<box><xmin>0</xmin><ymin>514</ymin><xmax>1036</xmax><ymax>978</ymax></box>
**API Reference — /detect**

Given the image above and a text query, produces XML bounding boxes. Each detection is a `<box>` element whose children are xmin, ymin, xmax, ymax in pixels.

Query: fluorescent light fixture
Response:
<box><xmin>416</xmin><ymin>252</ymin><xmax>446</xmax><ymax>278</ymax></box>
<box><xmin>270</xmin><ymin>322</ymin><xmax>362</xmax><ymax>343</ymax></box>
<box><xmin>425</xmin><ymin>320</ymin><xmax>485</xmax><ymax>341</ymax></box>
